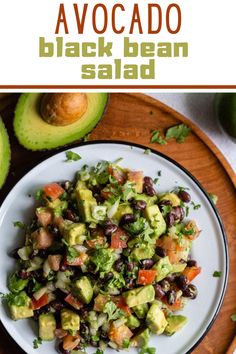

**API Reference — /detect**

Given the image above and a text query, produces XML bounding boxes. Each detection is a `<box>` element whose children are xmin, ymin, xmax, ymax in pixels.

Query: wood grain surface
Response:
<box><xmin>0</xmin><ymin>93</ymin><xmax>235</xmax><ymax>354</ymax></box>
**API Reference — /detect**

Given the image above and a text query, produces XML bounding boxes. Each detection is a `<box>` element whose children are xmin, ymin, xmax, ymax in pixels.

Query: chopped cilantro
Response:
<box><xmin>185</xmin><ymin>206</ymin><xmax>189</xmax><ymax>217</ymax></box>
<box><xmin>230</xmin><ymin>314</ymin><xmax>236</xmax><ymax>322</ymax></box>
<box><xmin>139</xmin><ymin>347</ymin><xmax>156</xmax><ymax>354</ymax></box>
<box><xmin>166</xmin><ymin>124</ymin><xmax>191</xmax><ymax>143</ymax></box>
<box><xmin>150</xmin><ymin>130</ymin><xmax>166</xmax><ymax>145</ymax></box>
<box><xmin>191</xmin><ymin>202</ymin><xmax>201</xmax><ymax>210</ymax></box>
<box><xmin>213</xmin><ymin>271</ymin><xmax>222</xmax><ymax>278</ymax></box>
<box><xmin>144</xmin><ymin>148</ymin><xmax>151</xmax><ymax>155</ymax></box>
<box><xmin>33</xmin><ymin>337</ymin><xmax>42</xmax><ymax>349</ymax></box>
<box><xmin>63</xmin><ymin>240</ymin><xmax>79</xmax><ymax>263</ymax></box>
<box><xmin>1</xmin><ymin>291</ymin><xmax>28</xmax><ymax>307</ymax></box>
<box><xmin>94</xmin><ymin>350</ymin><xmax>104</xmax><ymax>354</ymax></box>
<box><xmin>123</xmin><ymin>338</ymin><xmax>130</xmax><ymax>348</ymax></box>
<box><xmin>157</xmin><ymin>170</ymin><xmax>162</xmax><ymax>176</ymax></box>
<box><xmin>65</xmin><ymin>151</ymin><xmax>82</xmax><ymax>162</ymax></box>
<box><xmin>153</xmin><ymin>178</ymin><xmax>159</xmax><ymax>184</ymax></box>
<box><xmin>161</xmin><ymin>205</ymin><xmax>172</xmax><ymax>217</ymax></box>
<box><xmin>124</xmin><ymin>217</ymin><xmax>147</xmax><ymax>235</ymax></box>
<box><xmin>208</xmin><ymin>193</ymin><xmax>218</xmax><ymax>205</ymax></box>
<box><xmin>91</xmin><ymin>334</ymin><xmax>100</xmax><ymax>342</ymax></box>
<box><xmin>103</xmin><ymin>301</ymin><xmax>125</xmax><ymax>321</ymax></box>
<box><xmin>35</xmin><ymin>189</ymin><xmax>43</xmax><ymax>201</ymax></box>
<box><xmin>182</xmin><ymin>228</ymin><xmax>194</xmax><ymax>235</ymax></box>
<box><xmin>13</xmin><ymin>221</ymin><xmax>25</xmax><ymax>229</ymax></box>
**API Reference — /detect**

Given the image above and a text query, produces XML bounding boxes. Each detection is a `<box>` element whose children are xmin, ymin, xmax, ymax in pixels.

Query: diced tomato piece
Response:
<box><xmin>36</xmin><ymin>208</ymin><xmax>53</xmax><ymax>227</ymax></box>
<box><xmin>31</xmin><ymin>228</ymin><xmax>54</xmax><ymax>249</ymax></box>
<box><xmin>93</xmin><ymin>294</ymin><xmax>110</xmax><ymax>312</ymax></box>
<box><xmin>43</xmin><ymin>183</ymin><xmax>64</xmax><ymax>201</ymax></box>
<box><xmin>137</xmin><ymin>269</ymin><xmax>157</xmax><ymax>285</ymax></box>
<box><xmin>116</xmin><ymin>297</ymin><xmax>132</xmax><ymax>315</ymax></box>
<box><xmin>32</xmin><ymin>293</ymin><xmax>49</xmax><ymax>310</ymax></box>
<box><xmin>65</xmin><ymin>294</ymin><xmax>83</xmax><ymax>310</ymax></box>
<box><xmin>111</xmin><ymin>228</ymin><xmax>128</xmax><ymax>249</ymax></box>
<box><xmin>127</xmin><ymin>171</ymin><xmax>144</xmax><ymax>193</ymax></box>
<box><xmin>109</xmin><ymin>324</ymin><xmax>133</xmax><ymax>348</ymax></box>
<box><xmin>184</xmin><ymin>220</ymin><xmax>201</xmax><ymax>240</ymax></box>
<box><xmin>101</xmin><ymin>189</ymin><xmax>112</xmax><ymax>200</ymax></box>
<box><xmin>63</xmin><ymin>334</ymin><xmax>80</xmax><ymax>351</ymax></box>
<box><xmin>108</xmin><ymin>166</ymin><xmax>126</xmax><ymax>185</ymax></box>
<box><xmin>156</xmin><ymin>235</ymin><xmax>191</xmax><ymax>264</ymax></box>
<box><xmin>87</xmin><ymin>236</ymin><xmax>105</xmax><ymax>249</ymax></box>
<box><xmin>65</xmin><ymin>253</ymin><xmax>88</xmax><ymax>266</ymax></box>
<box><xmin>48</xmin><ymin>254</ymin><xmax>62</xmax><ymax>271</ymax></box>
<box><xmin>164</xmin><ymin>297</ymin><xmax>184</xmax><ymax>312</ymax></box>
<box><xmin>183</xmin><ymin>266</ymin><xmax>201</xmax><ymax>282</ymax></box>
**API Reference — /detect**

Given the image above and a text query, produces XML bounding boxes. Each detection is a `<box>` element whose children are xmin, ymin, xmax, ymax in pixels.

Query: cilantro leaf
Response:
<box><xmin>35</xmin><ymin>189</ymin><xmax>43</xmax><ymax>201</ymax></box>
<box><xmin>103</xmin><ymin>301</ymin><xmax>125</xmax><ymax>321</ymax></box>
<box><xmin>213</xmin><ymin>271</ymin><xmax>222</xmax><ymax>278</ymax></box>
<box><xmin>65</xmin><ymin>151</ymin><xmax>82</xmax><ymax>162</ymax></box>
<box><xmin>91</xmin><ymin>249</ymin><xmax>116</xmax><ymax>273</ymax></box>
<box><xmin>208</xmin><ymin>193</ymin><xmax>218</xmax><ymax>205</ymax></box>
<box><xmin>1</xmin><ymin>291</ymin><xmax>28</xmax><ymax>307</ymax></box>
<box><xmin>231</xmin><ymin>314</ymin><xmax>236</xmax><ymax>322</ymax></box>
<box><xmin>124</xmin><ymin>218</ymin><xmax>147</xmax><ymax>235</ymax></box>
<box><xmin>123</xmin><ymin>338</ymin><xmax>130</xmax><ymax>348</ymax></box>
<box><xmin>166</xmin><ymin>124</ymin><xmax>191</xmax><ymax>143</ymax></box>
<box><xmin>139</xmin><ymin>347</ymin><xmax>156</xmax><ymax>354</ymax></box>
<box><xmin>63</xmin><ymin>240</ymin><xmax>79</xmax><ymax>263</ymax></box>
<box><xmin>13</xmin><ymin>221</ymin><xmax>25</xmax><ymax>229</ymax></box>
<box><xmin>191</xmin><ymin>201</ymin><xmax>201</xmax><ymax>210</ymax></box>
<box><xmin>94</xmin><ymin>349</ymin><xmax>104</xmax><ymax>354</ymax></box>
<box><xmin>150</xmin><ymin>130</ymin><xmax>166</xmax><ymax>145</ymax></box>
<box><xmin>33</xmin><ymin>337</ymin><xmax>42</xmax><ymax>349</ymax></box>
<box><xmin>144</xmin><ymin>148</ymin><xmax>151</xmax><ymax>155</ymax></box>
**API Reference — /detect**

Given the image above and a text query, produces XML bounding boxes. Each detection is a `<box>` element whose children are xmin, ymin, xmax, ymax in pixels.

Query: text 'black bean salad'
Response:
<box><xmin>4</xmin><ymin>159</ymin><xmax>201</xmax><ymax>354</ymax></box>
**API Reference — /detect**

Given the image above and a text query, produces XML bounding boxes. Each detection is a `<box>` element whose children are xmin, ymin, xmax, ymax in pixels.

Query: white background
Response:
<box><xmin>0</xmin><ymin>0</ymin><xmax>236</xmax><ymax>86</ymax></box>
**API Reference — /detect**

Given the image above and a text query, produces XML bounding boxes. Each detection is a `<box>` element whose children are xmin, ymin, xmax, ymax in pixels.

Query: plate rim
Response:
<box><xmin>0</xmin><ymin>140</ymin><xmax>229</xmax><ymax>354</ymax></box>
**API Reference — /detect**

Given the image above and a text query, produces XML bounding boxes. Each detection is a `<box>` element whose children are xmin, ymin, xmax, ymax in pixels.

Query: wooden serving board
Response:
<box><xmin>0</xmin><ymin>93</ymin><xmax>235</xmax><ymax>354</ymax></box>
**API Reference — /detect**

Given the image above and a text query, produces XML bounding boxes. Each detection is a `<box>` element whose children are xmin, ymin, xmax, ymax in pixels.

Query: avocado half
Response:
<box><xmin>13</xmin><ymin>93</ymin><xmax>108</xmax><ymax>150</ymax></box>
<box><xmin>0</xmin><ymin>118</ymin><xmax>10</xmax><ymax>188</ymax></box>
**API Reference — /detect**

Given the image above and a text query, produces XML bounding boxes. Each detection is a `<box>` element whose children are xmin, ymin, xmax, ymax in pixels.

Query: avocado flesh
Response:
<box><xmin>13</xmin><ymin>93</ymin><xmax>108</xmax><ymax>150</ymax></box>
<box><xmin>123</xmin><ymin>285</ymin><xmax>155</xmax><ymax>308</ymax></box>
<box><xmin>146</xmin><ymin>303</ymin><xmax>168</xmax><ymax>334</ymax></box>
<box><xmin>73</xmin><ymin>276</ymin><xmax>93</xmax><ymax>304</ymax></box>
<box><xmin>61</xmin><ymin>309</ymin><xmax>80</xmax><ymax>331</ymax></box>
<box><xmin>165</xmin><ymin>315</ymin><xmax>187</xmax><ymax>335</ymax></box>
<box><xmin>0</xmin><ymin>118</ymin><xmax>10</xmax><ymax>188</ymax></box>
<box><xmin>39</xmin><ymin>313</ymin><xmax>56</xmax><ymax>341</ymax></box>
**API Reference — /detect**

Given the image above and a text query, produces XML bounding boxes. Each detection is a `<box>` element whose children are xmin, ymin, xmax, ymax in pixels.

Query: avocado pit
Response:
<box><xmin>40</xmin><ymin>93</ymin><xmax>88</xmax><ymax>126</ymax></box>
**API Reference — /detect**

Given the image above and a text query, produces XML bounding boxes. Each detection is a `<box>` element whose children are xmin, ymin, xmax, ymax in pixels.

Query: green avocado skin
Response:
<box><xmin>0</xmin><ymin>118</ymin><xmax>10</xmax><ymax>188</ymax></box>
<box><xmin>215</xmin><ymin>93</ymin><xmax>236</xmax><ymax>138</ymax></box>
<box><xmin>13</xmin><ymin>93</ymin><xmax>109</xmax><ymax>150</ymax></box>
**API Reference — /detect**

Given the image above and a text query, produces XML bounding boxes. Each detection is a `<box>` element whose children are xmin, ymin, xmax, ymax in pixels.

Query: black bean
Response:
<box><xmin>166</xmin><ymin>212</ymin><xmax>175</xmax><ymax>227</ymax></box>
<box><xmin>159</xmin><ymin>279</ymin><xmax>171</xmax><ymax>292</ymax></box>
<box><xmin>79</xmin><ymin>307</ymin><xmax>89</xmax><ymax>318</ymax></box>
<box><xmin>103</xmin><ymin>220</ymin><xmax>118</xmax><ymax>236</ymax></box>
<box><xmin>100</xmin><ymin>331</ymin><xmax>109</xmax><ymax>342</ymax></box>
<box><xmin>64</xmin><ymin>209</ymin><xmax>76</xmax><ymax>222</ymax></box>
<box><xmin>179</xmin><ymin>258</ymin><xmax>187</xmax><ymax>264</ymax></box>
<box><xmin>166</xmin><ymin>290</ymin><xmax>177</xmax><ymax>305</ymax></box>
<box><xmin>9</xmin><ymin>248</ymin><xmax>20</xmax><ymax>259</ymax></box>
<box><xmin>60</xmin><ymin>263</ymin><xmax>70</xmax><ymax>272</ymax></box>
<box><xmin>37</xmin><ymin>249</ymin><xmax>48</xmax><ymax>258</ymax></box>
<box><xmin>155</xmin><ymin>246</ymin><xmax>166</xmax><ymax>258</ymax></box>
<box><xmin>51</xmin><ymin>300</ymin><xmax>65</xmax><ymax>311</ymax></box>
<box><xmin>120</xmin><ymin>213</ymin><xmax>135</xmax><ymax>225</ymax></box>
<box><xmin>142</xmin><ymin>259</ymin><xmax>155</xmax><ymax>269</ymax></box>
<box><xmin>143</xmin><ymin>185</ymin><xmax>156</xmax><ymax>196</ymax></box>
<box><xmin>178</xmin><ymin>190</ymin><xmax>191</xmax><ymax>203</ymax></box>
<box><xmin>154</xmin><ymin>284</ymin><xmax>165</xmax><ymax>299</ymax></box>
<box><xmin>187</xmin><ymin>260</ymin><xmax>197</xmax><ymax>267</ymax></box>
<box><xmin>171</xmin><ymin>206</ymin><xmax>185</xmax><ymax>221</ymax></box>
<box><xmin>175</xmin><ymin>275</ymin><xmax>188</xmax><ymax>291</ymax></box>
<box><xmin>158</xmin><ymin>199</ymin><xmax>172</xmax><ymax>211</ymax></box>
<box><xmin>104</xmin><ymin>272</ymin><xmax>114</xmax><ymax>281</ymax></box>
<box><xmin>132</xmin><ymin>200</ymin><xmax>147</xmax><ymax>211</ymax></box>
<box><xmin>61</xmin><ymin>181</ymin><xmax>72</xmax><ymax>191</ymax></box>
<box><xmin>165</xmin><ymin>274</ymin><xmax>176</xmax><ymax>282</ymax></box>
<box><xmin>126</xmin><ymin>261</ymin><xmax>137</xmax><ymax>272</ymax></box>
<box><xmin>91</xmin><ymin>340</ymin><xmax>99</xmax><ymax>347</ymax></box>
<box><xmin>125</xmin><ymin>278</ymin><xmax>135</xmax><ymax>289</ymax></box>
<box><xmin>183</xmin><ymin>284</ymin><xmax>198</xmax><ymax>299</ymax></box>
<box><xmin>80</xmin><ymin>323</ymin><xmax>89</xmax><ymax>336</ymax></box>
<box><xmin>18</xmin><ymin>270</ymin><xmax>30</xmax><ymax>280</ymax></box>
<box><xmin>144</xmin><ymin>176</ymin><xmax>154</xmax><ymax>186</ymax></box>
<box><xmin>114</xmin><ymin>258</ymin><xmax>124</xmax><ymax>272</ymax></box>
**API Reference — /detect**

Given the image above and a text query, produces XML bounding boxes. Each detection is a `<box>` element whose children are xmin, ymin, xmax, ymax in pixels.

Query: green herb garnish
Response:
<box><xmin>103</xmin><ymin>301</ymin><xmax>125</xmax><ymax>321</ymax></box>
<box><xmin>208</xmin><ymin>193</ymin><xmax>218</xmax><ymax>205</ymax></box>
<box><xmin>35</xmin><ymin>189</ymin><xmax>43</xmax><ymax>201</ymax></box>
<box><xmin>230</xmin><ymin>314</ymin><xmax>236</xmax><ymax>322</ymax></box>
<box><xmin>123</xmin><ymin>338</ymin><xmax>130</xmax><ymax>348</ymax></box>
<box><xmin>33</xmin><ymin>337</ymin><xmax>42</xmax><ymax>349</ymax></box>
<box><xmin>191</xmin><ymin>201</ymin><xmax>201</xmax><ymax>210</ymax></box>
<box><xmin>139</xmin><ymin>347</ymin><xmax>156</xmax><ymax>354</ymax></box>
<box><xmin>144</xmin><ymin>148</ymin><xmax>151</xmax><ymax>155</ymax></box>
<box><xmin>13</xmin><ymin>221</ymin><xmax>25</xmax><ymax>229</ymax></box>
<box><xmin>66</xmin><ymin>151</ymin><xmax>82</xmax><ymax>162</ymax></box>
<box><xmin>213</xmin><ymin>271</ymin><xmax>222</xmax><ymax>278</ymax></box>
<box><xmin>166</xmin><ymin>124</ymin><xmax>191</xmax><ymax>143</ymax></box>
<box><xmin>150</xmin><ymin>130</ymin><xmax>166</xmax><ymax>145</ymax></box>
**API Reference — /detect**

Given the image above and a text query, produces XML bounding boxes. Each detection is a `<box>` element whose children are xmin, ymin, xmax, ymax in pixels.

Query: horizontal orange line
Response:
<box><xmin>0</xmin><ymin>85</ymin><xmax>236</xmax><ymax>89</ymax></box>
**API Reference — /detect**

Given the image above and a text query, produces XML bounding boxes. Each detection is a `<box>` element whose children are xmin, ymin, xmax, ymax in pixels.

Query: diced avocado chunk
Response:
<box><xmin>76</xmin><ymin>183</ymin><xmax>97</xmax><ymax>223</ymax></box>
<box><xmin>159</xmin><ymin>193</ymin><xmax>181</xmax><ymax>207</ymax></box>
<box><xmin>152</xmin><ymin>256</ymin><xmax>173</xmax><ymax>282</ymax></box>
<box><xmin>39</xmin><ymin>313</ymin><xmax>56</xmax><ymax>341</ymax></box>
<box><xmin>123</xmin><ymin>285</ymin><xmax>155</xmax><ymax>308</ymax></box>
<box><xmin>61</xmin><ymin>309</ymin><xmax>80</xmax><ymax>331</ymax></box>
<box><xmin>130</xmin><ymin>244</ymin><xmax>155</xmax><ymax>261</ymax></box>
<box><xmin>134</xmin><ymin>194</ymin><xmax>157</xmax><ymax>206</ymax></box>
<box><xmin>114</xmin><ymin>203</ymin><xmax>133</xmax><ymax>222</ymax></box>
<box><xmin>46</xmin><ymin>198</ymin><xmax>68</xmax><ymax>215</ymax></box>
<box><xmin>62</xmin><ymin>222</ymin><xmax>87</xmax><ymax>245</ymax></box>
<box><xmin>144</xmin><ymin>205</ymin><xmax>166</xmax><ymax>237</ymax></box>
<box><xmin>131</xmin><ymin>328</ymin><xmax>150</xmax><ymax>348</ymax></box>
<box><xmin>126</xmin><ymin>314</ymin><xmax>141</xmax><ymax>329</ymax></box>
<box><xmin>133</xmin><ymin>303</ymin><xmax>149</xmax><ymax>319</ymax></box>
<box><xmin>73</xmin><ymin>276</ymin><xmax>93</xmax><ymax>304</ymax></box>
<box><xmin>146</xmin><ymin>303</ymin><xmax>168</xmax><ymax>334</ymax></box>
<box><xmin>165</xmin><ymin>315</ymin><xmax>187</xmax><ymax>335</ymax></box>
<box><xmin>9</xmin><ymin>292</ymin><xmax>34</xmax><ymax>320</ymax></box>
<box><xmin>8</xmin><ymin>273</ymin><xmax>28</xmax><ymax>293</ymax></box>
<box><xmin>171</xmin><ymin>263</ymin><xmax>187</xmax><ymax>273</ymax></box>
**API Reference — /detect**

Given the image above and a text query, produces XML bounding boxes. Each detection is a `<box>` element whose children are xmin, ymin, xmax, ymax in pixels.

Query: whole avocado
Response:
<box><xmin>215</xmin><ymin>93</ymin><xmax>236</xmax><ymax>138</ymax></box>
<box><xmin>13</xmin><ymin>93</ymin><xmax>108</xmax><ymax>150</ymax></box>
<box><xmin>0</xmin><ymin>118</ymin><xmax>10</xmax><ymax>188</ymax></box>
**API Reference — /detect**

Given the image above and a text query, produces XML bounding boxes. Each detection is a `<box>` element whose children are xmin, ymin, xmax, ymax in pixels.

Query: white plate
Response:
<box><xmin>0</xmin><ymin>142</ymin><xmax>228</xmax><ymax>354</ymax></box>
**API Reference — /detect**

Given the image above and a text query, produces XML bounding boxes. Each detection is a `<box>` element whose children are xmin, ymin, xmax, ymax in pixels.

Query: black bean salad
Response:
<box><xmin>5</xmin><ymin>159</ymin><xmax>201</xmax><ymax>354</ymax></box>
